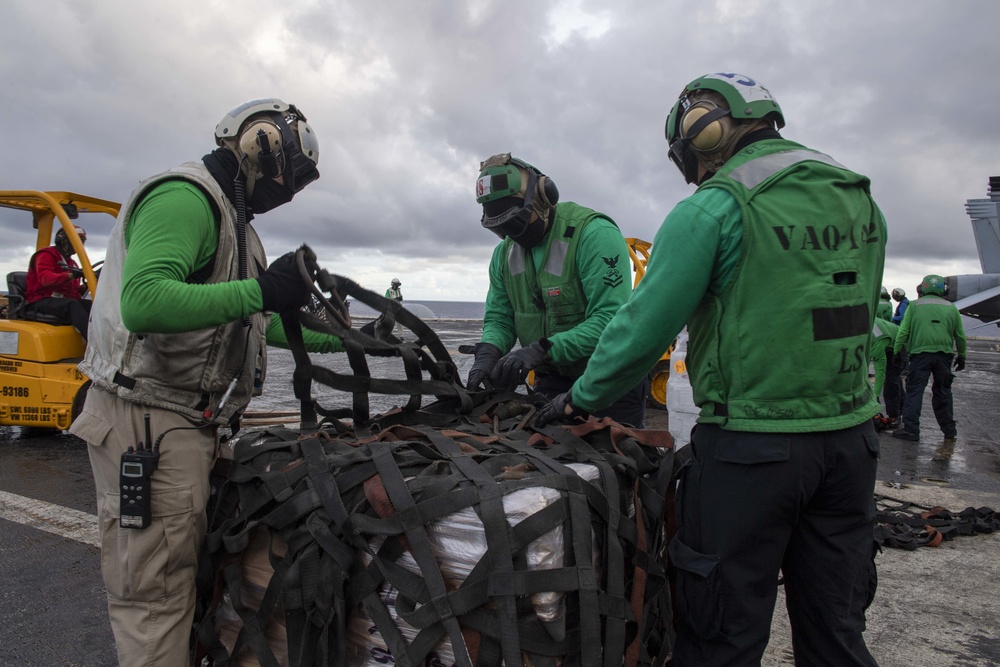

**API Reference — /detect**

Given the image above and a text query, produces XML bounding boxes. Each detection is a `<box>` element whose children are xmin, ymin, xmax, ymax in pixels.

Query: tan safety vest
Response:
<box><xmin>80</xmin><ymin>162</ymin><xmax>268</xmax><ymax>424</ymax></box>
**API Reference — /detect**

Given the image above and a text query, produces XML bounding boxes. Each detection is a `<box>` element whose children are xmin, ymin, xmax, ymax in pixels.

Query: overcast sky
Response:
<box><xmin>3</xmin><ymin>0</ymin><xmax>998</xmax><ymax>306</ymax></box>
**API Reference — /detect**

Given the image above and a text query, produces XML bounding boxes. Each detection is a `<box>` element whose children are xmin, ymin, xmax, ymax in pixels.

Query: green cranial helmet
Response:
<box><xmin>476</xmin><ymin>153</ymin><xmax>528</xmax><ymax>206</ymax></box>
<box><xmin>920</xmin><ymin>274</ymin><xmax>947</xmax><ymax>297</ymax></box>
<box><xmin>666</xmin><ymin>73</ymin><xmax>785</xmax><ymax>183</ymax></box>
<box><xmin>475</xmin><ymin>153</ymin><xmax>558</xmax><ymax>244</ymax></box>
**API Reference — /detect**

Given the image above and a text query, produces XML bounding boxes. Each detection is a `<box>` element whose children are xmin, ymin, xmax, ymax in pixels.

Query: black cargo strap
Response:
<box><xmin>113</xmin><ymin>371</ymin><xmax>136</xmax><ymax>390</ymax></box>
<box><xmin>875</xmin><ymin>493</ymin><xmax>1000</xmax><ymax>550</ymax></box>
<box><xmin>194</xmin><ymin>398</ymin><xmax>675</xmax><ymax>667</ymax></box>
<box><xmin>278</xmin><ymin>274</ymin><xmax>472</xmax><ymax>430</ymax></box>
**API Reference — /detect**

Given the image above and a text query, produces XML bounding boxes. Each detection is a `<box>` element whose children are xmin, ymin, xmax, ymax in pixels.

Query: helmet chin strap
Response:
<box><xmin>232</xmin><ymin>154</ymin><xmax>251</xmax><ymax>327</ymax></box>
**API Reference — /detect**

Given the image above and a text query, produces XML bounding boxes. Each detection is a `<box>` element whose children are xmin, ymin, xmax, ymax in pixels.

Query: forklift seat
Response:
<box><xmin>5</xmin><ymin>272</ymin><xmax>67</xmax><ymax>324</ymax></box>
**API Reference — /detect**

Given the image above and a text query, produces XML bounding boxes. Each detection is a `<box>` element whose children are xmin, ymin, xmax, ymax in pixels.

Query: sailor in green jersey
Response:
<box><xmin>871</xmin><ymin>317</ymin><xmax>903</xmax><ymax>426</ymax></box>
<box><xmin>892</xmin><ymin>274</ymin><xmax>967</xmax><ymax>442</ymax></box>
<box><xmin>537</xmin><ymin>73</ymin><xmax>885</xmax><ymax>666</ymax></box>
<box><xmin>877</xmin><ymin>286</ymin><xmax>894</xmax><ymax>320</ymax></box>
<box><xmin>384</xmin><ymin>277</ymin><xmax>404</xmax><ymax>338</ymax></box>
<box><xmin>71</xmin><ymin>99</ymin><xmax>339</xmax><ymax>667</ymax></box>
<box><xmin>467</xmin><ymin>153</ymin><xmax>647</xmax><ymax>426</ymax></box>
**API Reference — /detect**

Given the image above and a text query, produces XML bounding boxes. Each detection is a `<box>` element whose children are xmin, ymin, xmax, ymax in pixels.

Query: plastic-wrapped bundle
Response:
<box><xmin>194</xmin><ymin>402</ymin><xmax>674</xmax><ymax>667</ymax></box>
<box><xmin>346</xmin><ymin>463</ymin><xmax>603</xmax><ymax>667</ymax></box>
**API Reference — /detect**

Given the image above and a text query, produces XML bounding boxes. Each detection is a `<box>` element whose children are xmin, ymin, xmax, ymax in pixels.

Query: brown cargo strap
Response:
<box><xmin>874</xmin><ymin>493</ymin><xmax>1000</xmax><ymax>550</ymax></box>
<box><xmin>194</xmin><ymin>394</ymin><xmax>676</xmax><ymax>667</ymax></box>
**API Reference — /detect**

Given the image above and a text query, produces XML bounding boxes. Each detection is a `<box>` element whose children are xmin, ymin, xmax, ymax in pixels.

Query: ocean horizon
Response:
<box><xmin>346</xmin><ymin>299</ymin><xmax>485</xmax><ymax>321</ymax></box>
<box><xmin>339</xmin><ymin>300</ymin><xmax>997</xmax><ymax>334</ymax></box>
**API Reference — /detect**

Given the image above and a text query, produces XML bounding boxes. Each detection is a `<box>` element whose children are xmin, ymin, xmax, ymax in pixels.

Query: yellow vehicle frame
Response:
<box><xmin>0</xmin><ymin>191</ymin><xmax>120</xmax><ymax>430</ymax></box>
<box><xmin>625</xmin><ymin>238</ymin><xmax>674</xmax><ymax>411</ymax></box>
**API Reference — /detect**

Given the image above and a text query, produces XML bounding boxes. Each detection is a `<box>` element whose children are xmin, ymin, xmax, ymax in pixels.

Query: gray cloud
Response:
<box><xmin>2</xmin><ymin>0</ymin><xmax>998</xmax><ymax>300</ymax></box>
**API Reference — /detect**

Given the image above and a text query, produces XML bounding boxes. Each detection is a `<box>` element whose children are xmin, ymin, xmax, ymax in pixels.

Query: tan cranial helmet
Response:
<box><xmin>214</xmin><ymin>98</ymin><xmax>319</xmax><ymax>192</ymax></box>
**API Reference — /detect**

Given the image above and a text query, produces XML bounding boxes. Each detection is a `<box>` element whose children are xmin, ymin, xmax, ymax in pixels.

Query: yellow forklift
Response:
<box><xmin>625</xmin><ymin>238</ymin><xmax>674</xmax><ymax>411</ymax></box>
<box><xmin>0</xmin><ymin>191</ymin><xmax>119</xmax><ymax>430</ymax></box>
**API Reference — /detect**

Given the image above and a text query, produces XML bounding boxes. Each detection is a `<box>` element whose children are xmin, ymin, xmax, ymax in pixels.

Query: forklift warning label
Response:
<box><xmin>8</xmin><ymin>405</ymin><xmax>52</xmax><ymax>423</ymax></box>
<box><xmin>0</xmin><ymin>332</ymin><xmax>18</xmax><ymax>355</ymax></box>
<box><xmin>0</xmin><ymin>359</ymin><xmax>23</xmax><ymax>373</ymax></box>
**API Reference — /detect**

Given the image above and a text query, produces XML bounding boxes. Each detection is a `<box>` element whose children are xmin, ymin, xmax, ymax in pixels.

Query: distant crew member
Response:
<box><xmin>892</xmin><ymin>274</ymin><xmax>967</xmax><ymax>442</ymax></box>
<box><xmin>871</xmin><ymin>317</ymin><xmax>903</xmax><ymax>427</ymax></box>
<box><xmin>891</xmin><ymin>287</ymin><xmax>909</xmax><ymax>324</ymax></box>
<box><xmin>877</xmin><ymin>286</ymin><xmax>893</xmax><ymax>320</ymax></box>
<box><xmin>385</xmin><ymin>278</ymin><xmax>404</xmax><ymax>338</ymax></box>
<box><xmin>468</xmin><ymin>152</ymin><xmax>648</xmax><ymax>427</ymax></box>
<box><xmin>25</xmin><ymin>225</ymin><xmax>92</xmax><ymax>340</ymax></box>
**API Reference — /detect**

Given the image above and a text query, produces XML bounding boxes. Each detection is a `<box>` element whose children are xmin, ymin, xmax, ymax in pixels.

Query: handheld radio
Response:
<box><xmin>119</xmin><ymin>414</ymin><xmax>160</xmax><ymax>529</ymax></box>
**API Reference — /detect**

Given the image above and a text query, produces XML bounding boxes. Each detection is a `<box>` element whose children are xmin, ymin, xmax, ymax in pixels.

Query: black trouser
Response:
<box><xmin>534</xmin><ymin>372</ymin><xmax>649</xmax><ymax>428</ymax></box>
<box><xmin>669</xmin><ymin>422</ymin><xmax>879</xmax><ymax>667</ymax></box>
<box><xmin>882</xmin><ymin>347</ymin><xmax>903</xmax><ymax>419</ymax></box>
<box><xmin>900</xmin><ymin>352</ymin><xmax>956</xmax><ymax>437</ymax></box>
<box><xmin>29</xmin><ymin>297</ymin><xmax>92</xmax><ymax>340</ymax></box>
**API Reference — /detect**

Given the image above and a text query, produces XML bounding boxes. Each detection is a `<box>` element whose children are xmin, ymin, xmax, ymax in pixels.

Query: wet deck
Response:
<box><xmin>0</xmin><ymin>323</ymin><xmax>997</xmax><ymax>665</ymax></box>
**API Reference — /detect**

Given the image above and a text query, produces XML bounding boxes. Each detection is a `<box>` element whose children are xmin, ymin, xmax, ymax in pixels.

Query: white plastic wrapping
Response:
<box><xmin>667</xmin><ymin>327</ymin><xmax>698</xmax><ymax>450</ymax></box>
<box><xmin>347</xmin><ymin>462</ymin><xmax>602</xmax><ymax>667</ymax></box>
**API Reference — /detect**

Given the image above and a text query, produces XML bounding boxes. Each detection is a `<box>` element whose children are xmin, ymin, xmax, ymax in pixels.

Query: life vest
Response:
<box><xmin>688</xmin><ymin>140</ymin><xmax>885</xmax><ymax>432</ymax></box>
<box><xmin>502</xmin><ymin>202</ymin><xmax>613</xmax><ymax>378</ymax></box>
<box><xmin>79</xmin><ymin>162</ymin><xmax>268</xmax><ymax>425</ymax></box>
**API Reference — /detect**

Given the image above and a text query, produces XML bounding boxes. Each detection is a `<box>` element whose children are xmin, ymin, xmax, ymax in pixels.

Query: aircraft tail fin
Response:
<box><xmin>965</xmin><ymin>176</ymin><xmax>1000</xmax><ymax>273</ymax></box>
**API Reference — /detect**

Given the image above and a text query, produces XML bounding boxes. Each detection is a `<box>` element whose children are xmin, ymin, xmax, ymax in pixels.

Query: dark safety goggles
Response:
<box><xmin>481</xmin><ymin>168</ymin><xmax>539</xmax><ymax>239</ymax></box>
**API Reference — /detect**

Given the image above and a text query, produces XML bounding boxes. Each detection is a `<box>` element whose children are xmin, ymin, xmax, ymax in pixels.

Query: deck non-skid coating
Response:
<box><xmin>1</xmin><ymin>322</ymin><xmax>998</xmax><ymax>666</ymax></box>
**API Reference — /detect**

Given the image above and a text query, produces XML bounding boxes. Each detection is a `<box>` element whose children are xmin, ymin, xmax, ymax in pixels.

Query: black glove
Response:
<box><xmin>256</xmin><ymin>248</ymin><xmax>317</xmax><ymax>313</ymax></box>
<box><xmin>58</xmin><ymin>261</ymin><xmax>84</xmax><ymax>279</ymax></box>
<box><xmin>534</xmin><ymin>390</ymin><xmax>588</xmax><ymax>428</ymax></box>
<box><xmin>491</xmin><ymin>340</ymin><xmax>551</xmax><ymax>392</ymax></box>
<box><xmin>466</xmin><ymin>342</ymin><xmax>503</xmax><ymax>391</ymax></box>
<box><xmin>953</xmin><ymin>356</ymin><xmax>965</xmax><ymax>372</ymax></box>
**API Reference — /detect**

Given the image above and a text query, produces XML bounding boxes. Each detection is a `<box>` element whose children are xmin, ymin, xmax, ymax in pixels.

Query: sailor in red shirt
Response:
<box><xmin>25</xmin><ymin>225</ymin><xmax>92</xmax><ymax>340</ymax></box>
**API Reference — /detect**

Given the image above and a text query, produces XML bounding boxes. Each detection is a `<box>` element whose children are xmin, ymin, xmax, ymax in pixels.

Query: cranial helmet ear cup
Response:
<box><xmin>238</xmin><ymin>120</ymin><xmax>283</xmax><ymax>166</ymax></box>
<box><xmin>681</xmin><ymin>103</ymin><xmax>726</xmax><ymax>151</ymax></box>
<box><xmin>538</xmin><ymin>175</ymin><xmax>559</xmax><ymax>207</ymax></box>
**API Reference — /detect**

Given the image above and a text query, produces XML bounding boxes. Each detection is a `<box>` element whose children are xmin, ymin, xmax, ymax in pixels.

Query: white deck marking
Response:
<box><xmin>0</xmin><ymin>490</ymin><xmax>99</xmax><ymax>547</ymax></box>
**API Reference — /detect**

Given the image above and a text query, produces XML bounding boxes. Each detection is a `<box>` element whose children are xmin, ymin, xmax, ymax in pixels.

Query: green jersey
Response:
<box><xmin>870</xmin><ymin>317</ymin><xmax>898</xmax><ymax>396</ymax></box>
<box><xmin>121</xmin><ymin>180</ymin><xmax>343</xmax><ymax>353</ymax></box>
<box><xmin>895</xmin><ymin>295</ymin><xmax>966</xmax><ymax>357</ymax></box>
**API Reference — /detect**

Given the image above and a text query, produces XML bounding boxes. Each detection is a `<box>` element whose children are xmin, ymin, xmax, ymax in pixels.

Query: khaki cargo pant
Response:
<box><xmin>71</xmin><ymin>386</ymin><xmax>217</xmax><ymax>667</ymax></box>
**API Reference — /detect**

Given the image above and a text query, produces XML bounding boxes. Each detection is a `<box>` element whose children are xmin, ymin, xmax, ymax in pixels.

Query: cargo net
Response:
<box><xmin>274</xmin><ymin>264</ymin><xmax>477</xmax><ymax>430</ymax></box>
<box><xmin>194</xmin><ymin>266</ymin><xmax>677</xmax><ymax>667</ymax></box>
